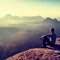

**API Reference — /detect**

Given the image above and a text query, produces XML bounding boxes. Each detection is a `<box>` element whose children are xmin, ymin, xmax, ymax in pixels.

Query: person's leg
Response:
<box><xmin>43</xmin><ymin>38</ymin><xmax>47</xmax><ymax>48</ymax></box>
<box><xmin>51</xmin><ymin>42</ymin><xmax>55</xmax><ymax>47</ymax></box>
<box><xmin>46</xmin><ymin>38</ymin><xmax>52</xmax><ymax>47</ymax></box>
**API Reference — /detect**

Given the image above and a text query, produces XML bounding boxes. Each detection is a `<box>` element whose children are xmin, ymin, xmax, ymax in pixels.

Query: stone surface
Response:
<box><xmin>6</xmin><ymin>48</ymin><xmax>60</xmax><ymax>60</ymax></box>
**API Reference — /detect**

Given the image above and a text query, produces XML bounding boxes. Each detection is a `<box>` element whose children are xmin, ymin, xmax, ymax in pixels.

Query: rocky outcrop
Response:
<box><xmin>6</xmin><ymin>48</ymin><xmax>60</xmax><ymax>60</ymax></box>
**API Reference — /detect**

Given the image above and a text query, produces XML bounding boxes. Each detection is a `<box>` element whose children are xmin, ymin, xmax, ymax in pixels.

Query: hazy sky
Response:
<box><xmin>0</xmin><ymin>0</ymin><xmax>60</xmax><ymax>17</ymax></box>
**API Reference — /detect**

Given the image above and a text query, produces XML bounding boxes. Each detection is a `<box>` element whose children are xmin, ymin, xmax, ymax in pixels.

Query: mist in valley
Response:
<box><xmin>0</xmin><ymin>15</ymin><xmax>60</xmax><ymax>59</ymax></box>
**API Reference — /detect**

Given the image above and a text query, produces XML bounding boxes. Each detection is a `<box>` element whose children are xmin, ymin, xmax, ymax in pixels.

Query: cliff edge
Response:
<box><xmin>6</xmin><ymin>48</ymin><xmax>60</xmax><ymax>60</ymax></box>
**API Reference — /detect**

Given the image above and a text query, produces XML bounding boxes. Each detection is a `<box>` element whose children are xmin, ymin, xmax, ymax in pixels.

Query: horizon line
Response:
<box><xmin>0</xmin><ymin>14</ymin><xmax>60</xmax><ymax>19</ymax></box>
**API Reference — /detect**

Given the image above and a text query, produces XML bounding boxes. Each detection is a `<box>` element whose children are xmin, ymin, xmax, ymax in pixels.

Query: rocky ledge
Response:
<box><xmin>6</xmin><ymin>48</ymin><xmax>60</xmax><ymax>60</ymax></box>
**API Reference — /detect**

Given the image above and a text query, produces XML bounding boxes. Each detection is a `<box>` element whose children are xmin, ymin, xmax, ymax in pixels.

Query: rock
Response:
<box><xmin>6</xmin><ymin>48</ymin><xmax>60</xmax><ymax>60</ymax></box>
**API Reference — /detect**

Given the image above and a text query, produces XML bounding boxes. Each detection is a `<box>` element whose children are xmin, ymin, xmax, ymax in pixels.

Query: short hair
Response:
<box><xmin>50</xmin><ymin>28</ymin><xmax>55</xmax><ymax>32</ymax></box>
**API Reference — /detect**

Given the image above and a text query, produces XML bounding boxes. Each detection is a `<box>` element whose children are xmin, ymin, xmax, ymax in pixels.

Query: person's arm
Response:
<box><xmin>40</xmin><ymin>34</ymin><xmax>46</xmax><ymax>39</ymax></box>
<box><xmin>46</xmin><ymin>34</ymin><xmax>52</xmax><ymax>37</ymax></box>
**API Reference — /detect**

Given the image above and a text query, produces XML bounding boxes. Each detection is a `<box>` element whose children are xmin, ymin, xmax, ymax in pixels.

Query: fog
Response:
<box><xmin>0</xmin><ymin>15</ymin><xmax>60</xmax><ymax>59</ymax></box>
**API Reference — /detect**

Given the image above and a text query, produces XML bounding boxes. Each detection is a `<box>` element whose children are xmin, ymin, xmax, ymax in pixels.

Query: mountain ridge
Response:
<box><xmin>44</xmin><ymin>17</ymin><xmax>59</xmax><ymax>23</ymax></box>
<box><xmin>0</xmin><ymin>14</ymin><xmax>60</xmax><ymax>22</ymax></box>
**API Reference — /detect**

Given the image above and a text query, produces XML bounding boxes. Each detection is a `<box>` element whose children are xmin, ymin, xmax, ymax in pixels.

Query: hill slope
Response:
<box><xmin>6</xmin><ymin>48</ymin><xmax>60</xmax><ymax>60</ymax></box>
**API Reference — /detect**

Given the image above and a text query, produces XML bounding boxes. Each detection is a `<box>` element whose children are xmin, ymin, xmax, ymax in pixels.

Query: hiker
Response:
<box><xmin>40</xmin><ymin>28</ymin><xmax>57</xmax><ymax>48</ymax></box>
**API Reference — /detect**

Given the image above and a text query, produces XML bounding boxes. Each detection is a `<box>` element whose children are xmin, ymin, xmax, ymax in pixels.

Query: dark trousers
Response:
<box><xmin>43</xmin><ymin>37</ymin><xmax>52</xmax><ymax>48</ymax></box>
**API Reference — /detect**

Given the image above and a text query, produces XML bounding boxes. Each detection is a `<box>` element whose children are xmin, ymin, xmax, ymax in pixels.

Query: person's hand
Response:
<box><xmin>40</xmin><ymin>35</ymin><xmax>46</xmax><ymax>39</ymax></box>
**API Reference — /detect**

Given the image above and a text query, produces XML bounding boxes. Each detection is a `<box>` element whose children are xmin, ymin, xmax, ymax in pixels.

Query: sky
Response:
<box><xmin>0</xmin><ymin>0</ymin><xmax>60</xmax><ymax>18</ymax></box>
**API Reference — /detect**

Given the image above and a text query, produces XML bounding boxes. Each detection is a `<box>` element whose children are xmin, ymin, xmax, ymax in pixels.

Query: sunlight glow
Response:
<box><xmin>0</xmin><ymin>0</ymin><xmax>60</xmax><ymax>18</ymax></box>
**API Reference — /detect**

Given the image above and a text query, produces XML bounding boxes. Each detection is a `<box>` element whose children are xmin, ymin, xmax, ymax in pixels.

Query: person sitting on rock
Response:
<box><xmin>40</xmin><ymin>28</ymin><xmax>57</xmax><ymax>48</ymax></box>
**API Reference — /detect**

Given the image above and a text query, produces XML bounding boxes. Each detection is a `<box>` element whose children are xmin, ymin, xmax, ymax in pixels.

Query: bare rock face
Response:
<box><xmin>6</xmin><ymin>48</ymin><xmax>60</xmax><ymax>60</ymax></box>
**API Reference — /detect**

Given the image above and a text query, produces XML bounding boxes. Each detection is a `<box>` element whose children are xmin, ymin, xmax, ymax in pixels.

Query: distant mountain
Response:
<box><xmin>1</xmin><ymin>14</ymin><xmax>20</xmax><ymax>20</ymax></box>
<box><xmin>0</xmin><ymin>14</ymin><xmax>44</xmax><ymax>22</ymax></box>
<box><xmin>21</xmin><ymin>16</ymin><xmax>44</xmax><ymax>21</ymax></box>
<box><xmin>0</xmin><ymin>14</ymin><xmax>60</xmax><ymax>23</ymax></box>
<box><xmin>43</xmin><ymin>17</ymin><xmax>59</xmax><ymax>23</ymax></box>
<box><xmin>0</xmin><ymin>14</ymin><xmax>60</xmax><ymax>22</ymax></box>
